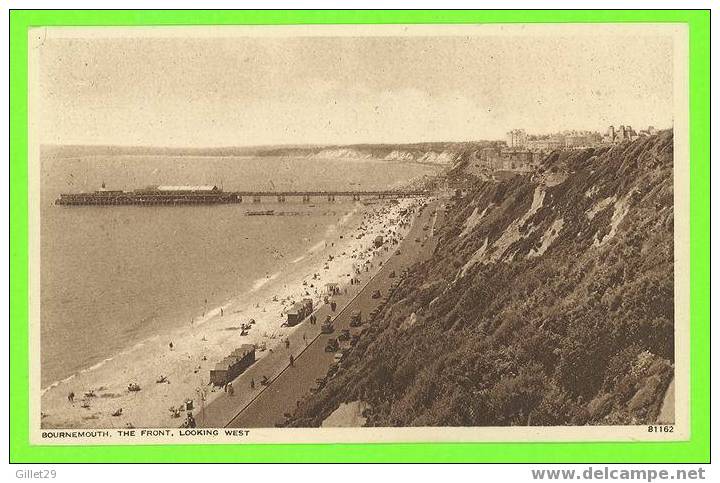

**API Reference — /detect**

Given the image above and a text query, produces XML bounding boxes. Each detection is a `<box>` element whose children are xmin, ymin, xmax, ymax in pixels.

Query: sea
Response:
<box><xmin>39</xmin><ymin>151</ymin><xmax>440</xmax><ymax>388</ymax></box>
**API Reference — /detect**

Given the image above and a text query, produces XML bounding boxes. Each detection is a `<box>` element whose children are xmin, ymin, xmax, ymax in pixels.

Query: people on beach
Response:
<box><xmin>227</xmin><ymin>383</ymin><xmax>234</xmax><ymax>396</ymax></box>
<box><xmin>39</xmin><ymin>202</ymin><xmax>415</xmax><ymax>428</ymax></box>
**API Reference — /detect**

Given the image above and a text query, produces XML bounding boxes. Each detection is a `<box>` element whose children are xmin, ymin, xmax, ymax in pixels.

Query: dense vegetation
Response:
<box><xmin>288</xmin><ymin>132</ymin><xmax>675</xmax><ymax>427</ymax></box>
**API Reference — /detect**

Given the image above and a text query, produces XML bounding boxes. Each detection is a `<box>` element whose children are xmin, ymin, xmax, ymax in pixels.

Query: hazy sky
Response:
<box><xmin>37</xmin><ymin>32</ymin><xmax>674</xmax><ymax>147</ymax></box>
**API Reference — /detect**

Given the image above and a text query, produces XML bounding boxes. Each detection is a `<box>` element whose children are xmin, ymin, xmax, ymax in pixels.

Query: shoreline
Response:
<box><xmin>221</xmin><ymin>196</ymin><xmax>442</xmax><ymax>428</ymax></box>
<box><xmin>39</xmin><ymin>203</ymin><xmax>360</xmax><ymax>391</ymax></box>
<box><xmin>40</xmin><ymin>198</ymin><xmax>423</xmax><ymax>429</ymax></box>
<box><xmin>40</xmin><ymin>204</ymin><xmax>361</xmax><ymax>393</ymax></box>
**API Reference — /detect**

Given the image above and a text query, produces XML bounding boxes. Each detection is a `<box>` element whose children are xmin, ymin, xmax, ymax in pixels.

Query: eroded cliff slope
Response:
<box><xmin>289</xmin><ymin>132</ymin><xmax>675</xmax><ymax>427</ymax></box>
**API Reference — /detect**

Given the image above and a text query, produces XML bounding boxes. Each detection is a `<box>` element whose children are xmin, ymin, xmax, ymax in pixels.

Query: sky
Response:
<box><xmin>36</xmin><ymin>31</ymin><xmax>675</xmax><ymax>147</ymax></box>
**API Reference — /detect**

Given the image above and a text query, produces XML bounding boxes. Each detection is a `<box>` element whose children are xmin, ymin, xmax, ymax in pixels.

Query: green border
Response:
<box><xmin>9</xmin><ymin>10</ymin><xmax>710</xmax><ymax>463</ymax></box>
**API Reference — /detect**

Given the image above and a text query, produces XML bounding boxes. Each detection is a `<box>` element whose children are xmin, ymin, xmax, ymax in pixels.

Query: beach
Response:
<box><xmin>40</xmin><ymin>197</ymin><xmax>424</xmax><ymax>429</ymax></box>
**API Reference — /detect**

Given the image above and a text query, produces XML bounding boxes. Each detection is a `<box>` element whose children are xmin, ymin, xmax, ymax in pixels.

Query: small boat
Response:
<box><xmin>246</xmin><ymin>210</ymin><xmax>275</xmax><ymax>216</ymax></box>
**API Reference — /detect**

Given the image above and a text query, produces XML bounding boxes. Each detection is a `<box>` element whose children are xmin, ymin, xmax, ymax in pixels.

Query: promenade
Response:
<box><xmin>197</xmin><ymin>198</ymin><xmax>444</xmax><ymax>428</ymax></box>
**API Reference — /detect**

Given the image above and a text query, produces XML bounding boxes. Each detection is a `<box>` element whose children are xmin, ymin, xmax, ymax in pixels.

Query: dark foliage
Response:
<box><xmin>288</xmin><ymin>132</ymin><xmax>675</xmax><ymax>427</ymax></box>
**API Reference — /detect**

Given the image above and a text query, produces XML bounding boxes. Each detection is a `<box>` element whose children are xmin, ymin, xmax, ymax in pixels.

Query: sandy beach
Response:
<box><xmin>40</xmin><ymin>198</ymin><xmax>424</xmax><ymax>429</ymax></box>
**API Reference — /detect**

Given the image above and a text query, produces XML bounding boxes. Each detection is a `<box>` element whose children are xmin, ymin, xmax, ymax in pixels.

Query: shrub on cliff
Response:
<box><xmin>288</xmin><ymin>132</ymin><xmax>675</xmax><ymax>427</ymax></box>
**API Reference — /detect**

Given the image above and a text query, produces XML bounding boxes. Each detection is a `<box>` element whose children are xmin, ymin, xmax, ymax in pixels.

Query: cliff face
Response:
<box><xmin>290</xmin><ymin>131</ymin><xmax>675</xmax><ymax>427</ymax></box>
<box><xmin>43</xmin><ymin>143</ymin><xmax>466</xmax><ymax>166</ymax></box>
<box><xmin>310</xmin><ymin>147</ymin><xmax>459</xmax><ymax>165</ymax></box>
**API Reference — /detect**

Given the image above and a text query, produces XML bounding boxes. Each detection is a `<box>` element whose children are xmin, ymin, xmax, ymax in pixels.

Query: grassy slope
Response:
<box><xmin>288</xmin><ymin>131</ymin><xmax>675</xmax><ymax>427</ymax></box>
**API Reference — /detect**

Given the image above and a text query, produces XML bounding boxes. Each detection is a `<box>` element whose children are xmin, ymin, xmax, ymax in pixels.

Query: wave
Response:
<box><xmin>41</xmin><ymin>339</ymin><xmax>152</xmax><ymax>394</ymax></box>
<box><xmin>41</xmin><ymin>373</ymin><xmax>78</xmax><ymax>396</ymax></box>
<box><xmin>40</xmin><ymin>207</ymin><xmax>365</xmax><ymax>395</ymax></box>
<box><xmin>308</xmin><ymin>240</ymin><xmax>326</xmax><ymax>253</ymax></box>
<box><xmin>191</xmin><ymin>305</ymin><xmax>225</xmax><ymax>327</ymax></box>
<box><xmin>251</xmin><ymin>271</ymin><xmax>281</xmax><ymax>292</ymax></box>
<box><xmin>41</xmin><ymin>268</ymin><xmax>286</xmax><ymax>393</ymax></box>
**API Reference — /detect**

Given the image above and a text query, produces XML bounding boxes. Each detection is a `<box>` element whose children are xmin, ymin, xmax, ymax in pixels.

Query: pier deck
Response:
<box><xmin>55</xmin><ymin>190</ymin><xmax>428</xmax><ymax>206</ymax></box>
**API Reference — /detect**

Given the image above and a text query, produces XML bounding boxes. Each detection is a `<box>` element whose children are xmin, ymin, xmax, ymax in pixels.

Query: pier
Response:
<box><xmin>55</xmin><ymin>187</ymin><xmax>429</xmax><ymax>206</ymax></box>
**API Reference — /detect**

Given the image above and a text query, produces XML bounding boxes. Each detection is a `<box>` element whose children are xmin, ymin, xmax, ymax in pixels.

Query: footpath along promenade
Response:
<box><xmin>197</xmin><ymin>198</ymin><xmax>444</xmax><ymax>428</ymax></box>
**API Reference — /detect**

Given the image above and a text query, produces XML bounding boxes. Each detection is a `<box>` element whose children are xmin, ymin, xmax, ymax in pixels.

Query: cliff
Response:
<box><xmin>44</xmin><ymin>141</ymin><xmax>476</xmax><ymax>167</ymax></box>
<box><xmin>309</xmin><ymin>145</ymin><xmax>461</xmax><ymax>165</ymax></box>
<box><xmin>288</xmin><ymin>131</ymin><xmax>675</xmax><ymax>427</ymax></box>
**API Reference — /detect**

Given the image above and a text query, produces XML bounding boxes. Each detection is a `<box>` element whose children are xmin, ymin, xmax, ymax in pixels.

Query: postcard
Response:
<box><xmin>27</xmin><ymin>23</ymin><xmax>689</xmax><ymax>445</ymax></box>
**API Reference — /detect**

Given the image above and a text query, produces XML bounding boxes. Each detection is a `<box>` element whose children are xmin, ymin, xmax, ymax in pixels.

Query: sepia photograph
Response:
<box><xmin>27</xmin><ymin>23</ymin><xmax>690</xmax><ymax>445</ymax></box>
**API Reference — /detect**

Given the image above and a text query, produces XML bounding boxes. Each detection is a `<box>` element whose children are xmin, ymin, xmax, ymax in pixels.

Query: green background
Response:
<box><xmin>9</xmin><ymin>9</ymin><xmax>710</xmax><ymax>463</ymax></box>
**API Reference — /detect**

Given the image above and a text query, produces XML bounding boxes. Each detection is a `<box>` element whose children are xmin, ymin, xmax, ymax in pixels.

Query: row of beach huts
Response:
<box><xmin>209</xmin><ymin>344</ymin><xmax>256</xmax><ymax>387</ymax></box>
<box><xmin>208</xmin><ymin>297</ymin><xmax>316</xmax><ymax>387</ymax></box>
<box><xmin>285</xmin><ymin>298</ymin><xmax>314</xmax><ymax>327</ymax></box>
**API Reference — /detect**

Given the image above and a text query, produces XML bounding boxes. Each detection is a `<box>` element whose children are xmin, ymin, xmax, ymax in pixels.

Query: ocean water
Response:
<box><xmin>40</xmin><ymin>152</ymin><xmax>440</xmax><ymax>388</ymax></box>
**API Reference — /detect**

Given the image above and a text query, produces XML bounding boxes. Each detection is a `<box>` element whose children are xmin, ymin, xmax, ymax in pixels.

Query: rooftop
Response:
<box><xmin>155</xmin><ymin>185</ymin><xmax>219</xmax><ymax>192</ymax></box>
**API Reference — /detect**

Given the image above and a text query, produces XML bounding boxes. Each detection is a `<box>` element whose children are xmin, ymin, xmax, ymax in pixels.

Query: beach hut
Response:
<box><xmin>222</xmin><ymin>356</ymin><xmax>241</xmax><ymax>382</ymax></box>
<box><xmin>286</xmin><ymin>303</ymin><xmax>305</xmax><ymax>327</ymax></box>
<box><xmin>230</xmin><ymin>345</ymin><xmax>256</xmax><ymax>373</ymax></box>
<box><xmin>210</xmin><ymin>360</ymin><xmax>233</xmax><ymax>387</ymax></box>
